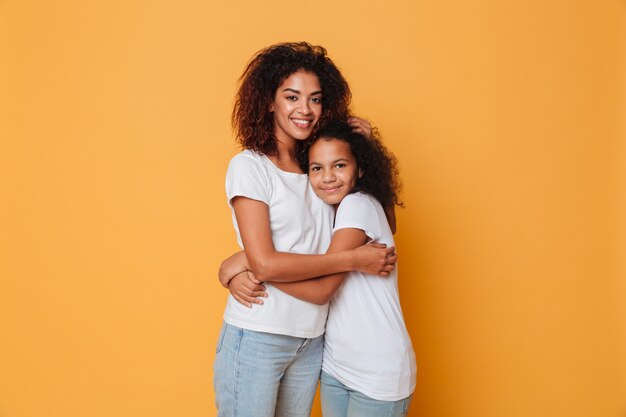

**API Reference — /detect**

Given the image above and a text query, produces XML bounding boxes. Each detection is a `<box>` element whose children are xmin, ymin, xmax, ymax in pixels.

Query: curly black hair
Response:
<box><xmin>232</xmin><ymin>42</ymin><xmax>352</xmax><ymax>155</ymax></box>
<box><xmin>299</xmin><ymin>121</ymin><xmax>403</xmax><ymax>208</ymax></box>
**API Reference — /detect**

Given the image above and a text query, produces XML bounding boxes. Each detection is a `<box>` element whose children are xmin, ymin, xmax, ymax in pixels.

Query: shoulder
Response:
<box><xmin>225</xmin><ymin>150</ymin><xmax>273</xmax><ymax>202</ymax></box>
<box><xmin>229</xmin><ymin>149</ymin><xmax>263</xmax><ymax>166</ymax></box>
<box><xmin>335</xmin><ymin>192</ymin><xmax>383</xmax><ymax>240</ymax></box>
<box><xmin>228</xmin><ymin>150</ymin><xmax>268</xmax><ymax>173</ymax></box>
<box><xmin>226</xmin><ymin>150</ymin><xmax>272</xmax><ymax>187</ymax></box>
<box><xmin>338</xmin><ymin>192</ymin><xmax>380</xmax><ymax>214</ymax></box>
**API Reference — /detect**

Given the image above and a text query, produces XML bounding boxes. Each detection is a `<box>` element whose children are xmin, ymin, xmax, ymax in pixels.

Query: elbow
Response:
<box><xmin>306</xmin><ymin>280</ymin><xmax>342</xmax><ymax>305</ymax></box>
<box><xmin>313</xmin><ymin>297</ymin><xmax>331</xmax><ymax>306</ymax></box>
<box><xmin>248</xmin><ymin>257</ymin><xmax>275</xmax><ymax>282</ymax></box>
<box><xmin>306</xmin><ymin>296</ymin><xmax>329</xmax><ymax>306</ymax></box>
<box><xmin>250</xmin><ymin>251</ymin><xmax>296</xmax><ymax>282</ymax></box>
<box><xmin>310</xmin><ymin>291</ymin><xmax>333</xmax><ymax>306</ymax></box>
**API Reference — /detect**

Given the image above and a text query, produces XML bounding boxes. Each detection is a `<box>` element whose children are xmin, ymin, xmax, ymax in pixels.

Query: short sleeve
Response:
<box><xmin>333</xmin><ymin>193</ymin><xmax>382</xmax><ymax>241</ymax></box>
<box><xmin>225</xmin><ymin>153</ymin><xmax>271</xmax><ymax>207</ymax></box>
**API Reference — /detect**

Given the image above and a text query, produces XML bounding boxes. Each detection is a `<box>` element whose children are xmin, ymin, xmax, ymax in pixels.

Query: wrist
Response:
<box><xmin>222</xmin><ymin>269</ymin><xmax>247</xmax><ymax>288</ymax></box>
<box><xmin>344</xmin><ymin>249</ymin><xmax>356</xmax><ymax>272</ymax></box>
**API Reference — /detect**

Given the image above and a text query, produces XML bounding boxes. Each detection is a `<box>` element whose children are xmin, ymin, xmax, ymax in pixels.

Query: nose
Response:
<box><xmin>298</xmin><ymin>100</ymin><xmax>311</xmax><ymax>115</ymax></box>
<box><xmin>322</xmin><ymin>169</ymin><xmax>335</xmax><ymax>183</ymax></box>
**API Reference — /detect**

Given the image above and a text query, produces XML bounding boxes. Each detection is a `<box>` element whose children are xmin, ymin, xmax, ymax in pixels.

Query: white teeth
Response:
<box><xmin>292</xmin><ymin>119</ymin><xmax>311</xmax><ymax>126</ymax></box>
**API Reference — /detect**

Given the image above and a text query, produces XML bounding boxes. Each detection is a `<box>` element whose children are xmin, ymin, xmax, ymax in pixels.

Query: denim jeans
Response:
<box><xmin>320</xmin><ymin>371</ymin><xmax>413</xmax><ymax>417</ymax></box>
<box><xmin>213</xmin><ymin>322</ymin><xmax>324</xmax><ymax>417</ymax></box>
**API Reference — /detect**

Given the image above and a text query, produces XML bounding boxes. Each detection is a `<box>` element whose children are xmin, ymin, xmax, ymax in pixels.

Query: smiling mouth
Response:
<box><xmin>320</xmin><ymin>186</ymin><xmax>341</xmax><ymax>193</ymax></box>
<box><xmin>291</xmin><ymin>118</ymin><xmax>313</xmax><ymax>127</ymax></box>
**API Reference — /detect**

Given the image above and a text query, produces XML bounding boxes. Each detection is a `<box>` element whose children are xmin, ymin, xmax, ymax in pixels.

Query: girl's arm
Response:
<box><xmin>227</xmin><ymin>228</ymin><xmax>368</xmax><ymax>307</ymax></box>
<box><xmin>219</xmin><ymin>201</ymin><xmax>396</xmax><ymax>287</ymax></box>
<box><xmin>230</xmin><ymin>196</ymin><xmax>395</xmax><ymax>283</ymax></box>
<box><xmin>271</xmin><ymin>228</ymin><xmax>368</xmax><ymax>304</ymax></box>
<box><xmin>218</xmin><ymin>251</ymin><xmax>249</xmax><ymax>288</ymax></box>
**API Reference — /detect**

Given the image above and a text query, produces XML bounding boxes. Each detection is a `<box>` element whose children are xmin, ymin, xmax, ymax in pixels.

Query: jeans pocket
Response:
<box><xmin>215</xmin><ymin>323</ymin><xmax>228</xmax><ymax>354</ymax></box>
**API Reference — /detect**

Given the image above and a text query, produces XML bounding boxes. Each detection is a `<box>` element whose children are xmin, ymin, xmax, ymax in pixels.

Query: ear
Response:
<box><xmin>358</xmin><ymin>168</ymin><xmax>363</xmax><ymax>178</ymax></box>
<box><xmin>269</xmin><ymin>104</ymin><xmax>274</xmax><ymax>112</ymax></box>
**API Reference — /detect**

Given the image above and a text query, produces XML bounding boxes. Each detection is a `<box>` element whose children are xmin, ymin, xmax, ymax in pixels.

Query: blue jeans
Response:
<box><xmin>320</xmin><ymin>371</ymin><xmax>413</xmax><ymax>417</ymax></box>
<box><xmin>213</xmin><ymin>322</ymin><xmax>324</xmax><ymax>417</ymax></box>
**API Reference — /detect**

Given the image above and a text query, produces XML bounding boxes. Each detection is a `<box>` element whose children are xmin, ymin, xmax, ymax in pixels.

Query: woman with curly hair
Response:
<box><xmin>214</xmin><ymin>42</ymin><xmax>397</xmax><ymax>417</ymax></box>
<box><xmin>229</xmin><ymin>122</ymin><xmax>416</xmax><ymax>417</ymax></box>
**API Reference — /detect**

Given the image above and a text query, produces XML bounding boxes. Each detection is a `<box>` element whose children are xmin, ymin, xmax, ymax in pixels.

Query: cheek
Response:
<box><xmin>349</xmin><ymin>169</ymin><xmax>359</xmax><ymax>185</ymax></box>
<box><xmin>308</xmin><ymin>173</ymin><xmax>319</xmax><ymax>187</ymax></box>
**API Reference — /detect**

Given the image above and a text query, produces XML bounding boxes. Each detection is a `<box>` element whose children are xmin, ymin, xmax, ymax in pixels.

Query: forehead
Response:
<box><xmin>309</xmin><ymin>138</ymin><xmax>354</xmax><ymax>159</ymax></box>
<box><xmin>278</xmin><ymin>70</ymin><xmax>321</xmax><ymax>89</ymax></box>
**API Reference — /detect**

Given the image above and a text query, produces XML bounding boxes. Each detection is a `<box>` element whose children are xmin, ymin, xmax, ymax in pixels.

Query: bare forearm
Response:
<box><xmin>262</xmin><ymin>228</ymin><xmax>368</xmax><ymax>302</ymax></box>
<box><xmin>271</xmin><ymin>273</ymin><xmax>348</xmax><ymax>305</ymax></box>
<box><xmin>231</xmin><ymin>197</ymin><xmax>394</xmax><ymax>284</ymax></box>
<box><xmin>250</xmin><ymin>250</ymin><xmax>354</xmax><ymax>283</ymax></box>
<box><xmin>226</xmin><ymin>229</ymin><xmax>381</xmax><ymax>308</ymax></box>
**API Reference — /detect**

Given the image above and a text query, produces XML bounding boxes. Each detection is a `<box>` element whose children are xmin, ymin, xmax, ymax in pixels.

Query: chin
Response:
<box><xmin>291</xmin><ymin>130</ymin><xmax>313</xmax><ymax>140</ymax></box>
<box><xmin>321</xmin><ymin>196</ymin><xmax>342</xmax><ymax>205</ymax></box>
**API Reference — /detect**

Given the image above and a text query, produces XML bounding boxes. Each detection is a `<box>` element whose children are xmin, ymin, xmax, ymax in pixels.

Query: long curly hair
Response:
<box><xmin>232</xmin><ymin>42</ymin><xmax>351</xmax><ymax>155</ymax></box>
<box><xmin>299</xmin><ymin>121</ymin><xmax>403</xmax><ymax>208</ymax></box>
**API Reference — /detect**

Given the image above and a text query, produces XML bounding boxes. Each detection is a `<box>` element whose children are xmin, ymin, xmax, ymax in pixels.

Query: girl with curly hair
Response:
<box><xmin>214</xmin><ymin>43</ymin><xmax>397</xmax><ymax>417</ymax></box>
<box><xmin>230</xmin><ymin>122</ymin><xmax>416</xmax><ymax>417</ymax></box>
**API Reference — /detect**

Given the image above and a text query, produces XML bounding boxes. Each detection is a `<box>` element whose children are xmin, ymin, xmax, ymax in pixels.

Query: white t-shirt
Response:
<box><xmin>322</xmin><ymin>192</ymin><xmax>417</xmax><ymax>401</ymax></box>
<box><xmin>223</xmin><ymin>150</ymin><xmax>333</xmax><ymax>338</ymax></box>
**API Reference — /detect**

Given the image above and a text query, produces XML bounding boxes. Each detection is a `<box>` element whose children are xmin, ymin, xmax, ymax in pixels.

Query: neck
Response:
<box><xmin>274</xmin><ymin>137</ymin><xmax>296</xmax><ymax>161</ymax></box>
<box><xmin>269</xmin><ymin>138</ymin><xmax>303</xmax><ymax>174</ymax></box>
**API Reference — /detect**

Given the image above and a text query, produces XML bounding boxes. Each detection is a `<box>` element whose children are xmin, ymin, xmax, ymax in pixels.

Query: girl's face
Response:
<box><xmin>270</xmin><ymin>70</ymin><xmax>322</xmax><ymax>145</ymax></box>
<box><xmin>307</xmin><ymin>138</ymin><xmax>361</xmax><ymax>206</ymax></box>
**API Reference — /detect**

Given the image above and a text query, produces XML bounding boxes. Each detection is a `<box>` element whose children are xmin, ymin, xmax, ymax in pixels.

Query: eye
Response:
<box><xmin>310</xmin><ymin>97</ymin><xmax>322</xmax><ymax>104</ymax></box>
<box><xmin>309</xmin><ymin>166</ymin><xmax>321</xmax><ymax>172</ymax></box>
<box><xmin>286</xmin><ymin>95</ymin><xmax>298</xmax><ymax>101</ymax></box>
<box><xmin>335</xmin><ymin>163</ymin><xmax>346</xmax><ymax>168</ymax></box>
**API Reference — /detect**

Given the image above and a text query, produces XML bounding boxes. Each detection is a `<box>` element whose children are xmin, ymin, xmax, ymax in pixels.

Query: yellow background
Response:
<box><xmin>1</xmin><ymin>1</ymin><xmax>625</xmax><ymax>416</ymax></box>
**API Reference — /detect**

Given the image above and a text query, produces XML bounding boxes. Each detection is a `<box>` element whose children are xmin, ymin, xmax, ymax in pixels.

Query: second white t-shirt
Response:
<box><xmin>322</xmin><ymin>192</ymin><xmax>417</xmax><ymax>401</ymax></box>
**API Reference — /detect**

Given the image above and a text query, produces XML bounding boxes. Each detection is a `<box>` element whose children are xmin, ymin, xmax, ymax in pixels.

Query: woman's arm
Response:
<box><xmin>270</xmin><ymin>228</ymin><xmax>368</xmax><ymax>304</ymax></box>
<box><xmin>219</xmin><ymin>229</ymin><xmax>386</xmax><ymax>307</ymax></box>
<box><xmin>226</xmin><ymin>228</ymin><xmax>376</xmax><ymax>307</ymax></box>
<box><xmin>227</xmin><ymin>228</ymin><xmax>368</xmax><ymax>306</ymax></box>
<box><xmin>231</xmin><ymin>196</ymin><xmax>395</xmax><ymax>283</ymax></box>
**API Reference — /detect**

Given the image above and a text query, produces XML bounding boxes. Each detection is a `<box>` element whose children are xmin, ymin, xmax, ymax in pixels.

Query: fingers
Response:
<box><xmin>232</xmin><ymin>287</ymin><xmax>266</xmax><ymax>307</ymax></box>
<box><xmin>348</xmin><ymin>117</ymin><xmax>371</xmax><ymax>129</ymax></box>
<box><xmin>238</xmin><ymin>278</ymin><xmax>267</xmax><ymax>298</ymax></box>
<box><xmin>247</xmin><ymin>271</ymin><xmax>261</xmax><ymax>284</ymax></box>
<box><xmin>377</xmin><ymin>267</ymin><xmax>394</xmax><ymax>278</ymax></box>
<box><xmin>348</xmin><ymin>117</ymin><xmax>373</xmax><ymax>138</ymax></box>
<box><xmin>380</xmin><ymin>248</ymin><xmax>397</xmax><ymax>277</ymax></box>
<box><xmin>386</xmin><ymin>252</ymin><xmax>398</xmax><ymax>263</ymax></box>
<box><xmin>232</xmin><ymin>293</ymin><xmax>253</xmax><ymax>308</ymax></box>
<box><xmin>229</xmin><ymin>272</ymin><xmax>268</xmax><ymax>308</ymax></box>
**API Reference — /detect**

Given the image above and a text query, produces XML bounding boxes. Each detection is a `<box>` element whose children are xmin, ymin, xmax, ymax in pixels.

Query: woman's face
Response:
<box><xmin>307</xmin><ymin>138</ymin><xmax>361</xmax><ymax>207</ymax></box>
<box><xmin>270</xmin><ymin>70</ymin><xmax>322</xmax><ymax>145</ymax></box>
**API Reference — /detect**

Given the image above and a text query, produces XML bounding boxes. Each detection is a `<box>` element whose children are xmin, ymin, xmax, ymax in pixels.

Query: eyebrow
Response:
<box><xmin>281</xmin><ymin>88</ymin><xmax>322</xmax><ymax>95</ymax></box>
<box><xmin>308</xmin><ymin>158</ymin><xmax>350</xmax><ymax>167</ymax></box>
